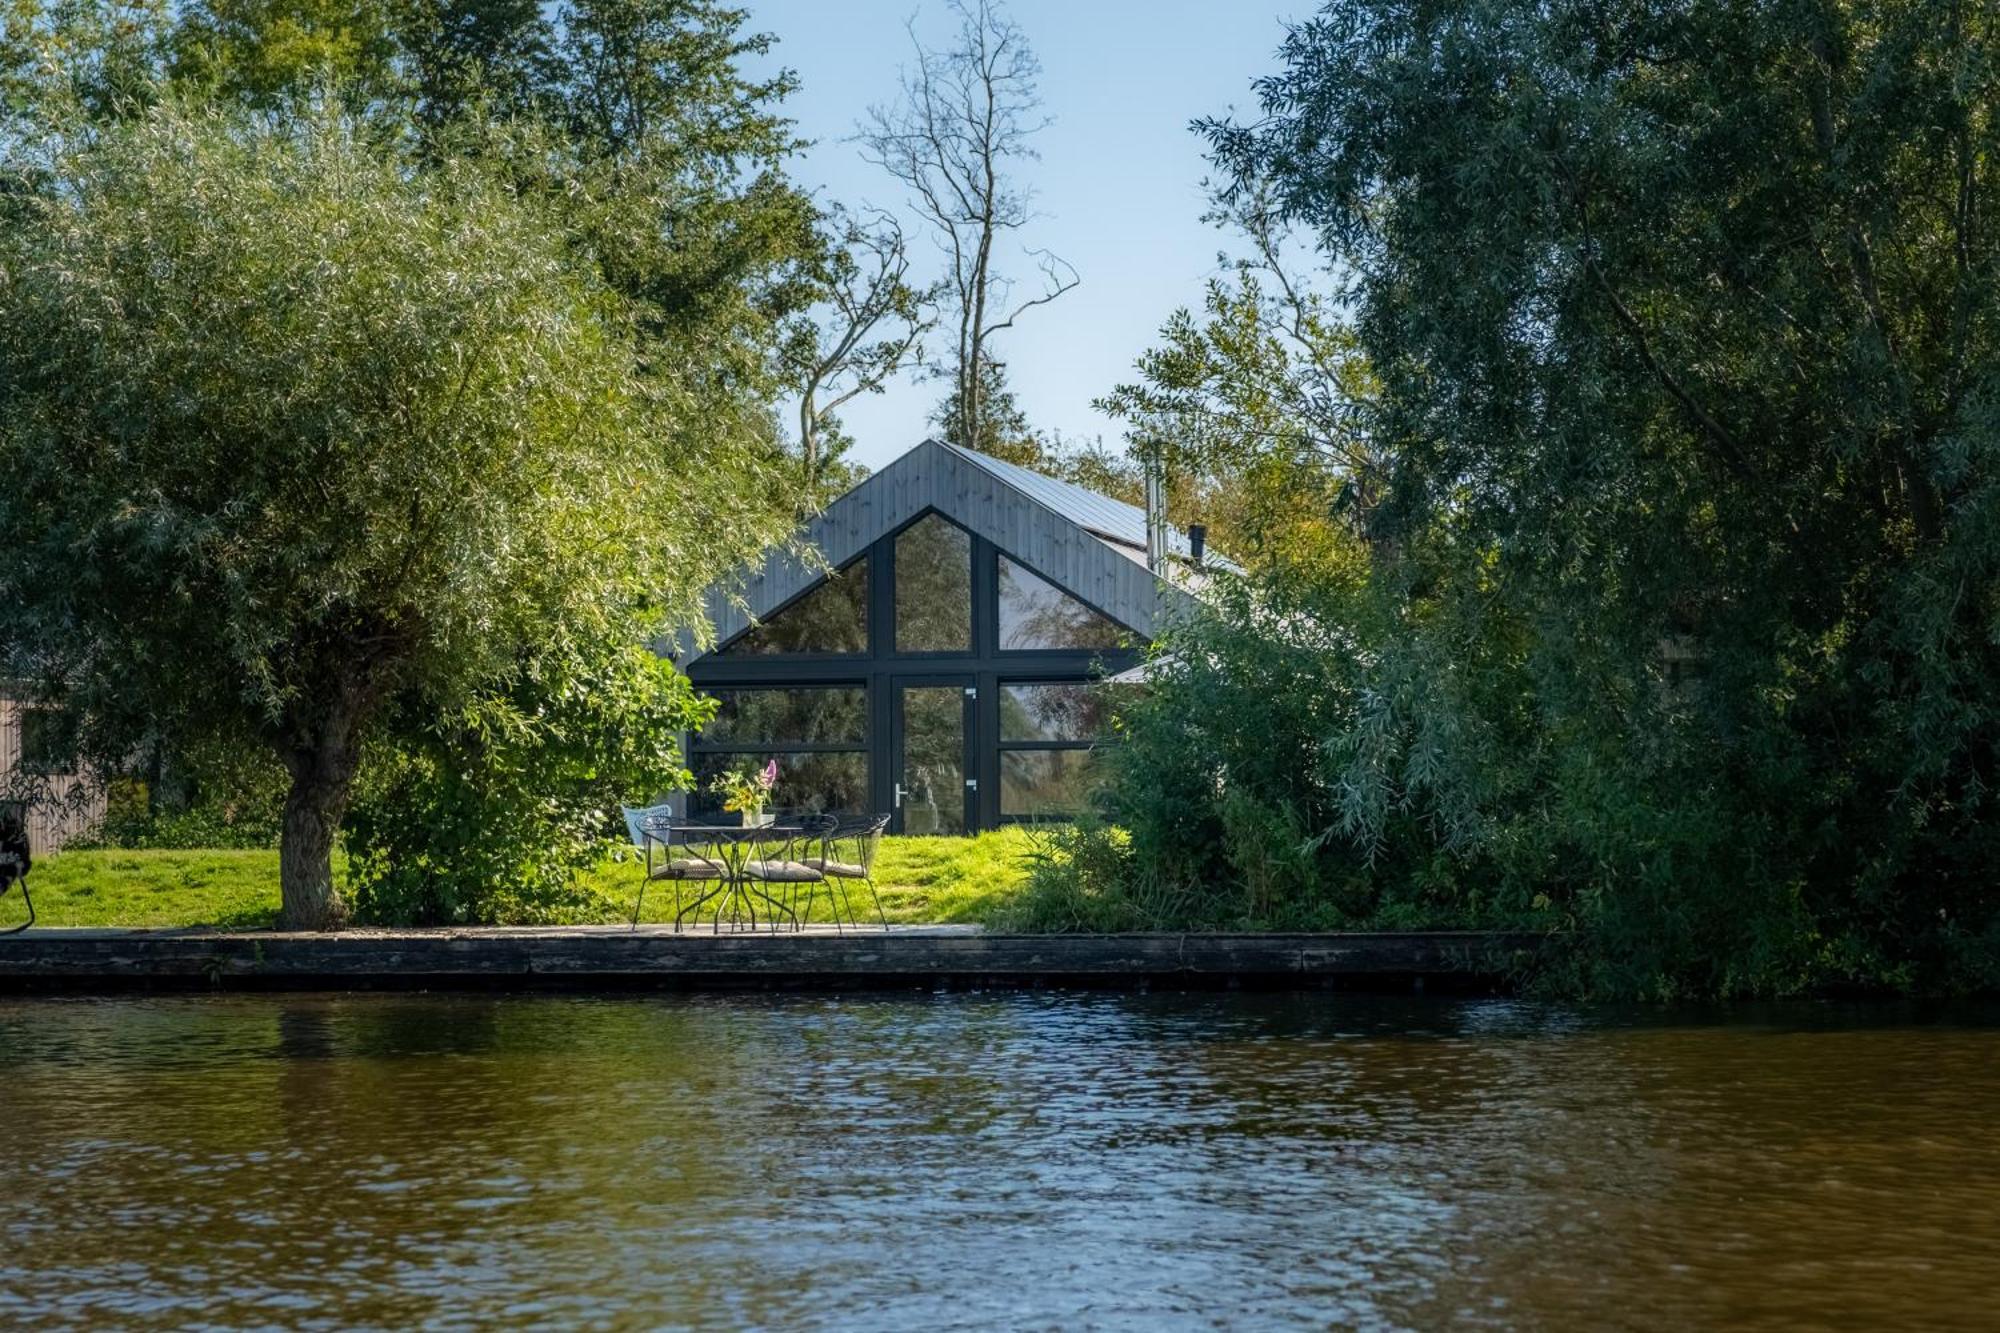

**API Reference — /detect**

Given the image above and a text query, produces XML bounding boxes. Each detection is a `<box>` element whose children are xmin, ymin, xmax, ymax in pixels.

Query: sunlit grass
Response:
<box><xmin>12</xmin><ymin>848</ymin><xmax>291</xmax><ymax>930</ymax></box>
<box><xmin>7</xmin><ymin>828</ymin><xmax>1047</xmax><ymax>930</ymax></box>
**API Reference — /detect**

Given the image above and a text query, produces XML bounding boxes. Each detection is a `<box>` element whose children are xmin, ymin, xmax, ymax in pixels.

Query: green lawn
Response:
<box><xmin>5</xmin><ymin>829</ymin><xmax>1047</xmax><ymax>930</ymax></box>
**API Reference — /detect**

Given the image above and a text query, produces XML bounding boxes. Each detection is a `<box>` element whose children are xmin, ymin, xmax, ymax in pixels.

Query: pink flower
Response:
<box><xmin>760</xmin><ymin>758</ymin><xmax>779</xmax><ymax>790</ymax></box>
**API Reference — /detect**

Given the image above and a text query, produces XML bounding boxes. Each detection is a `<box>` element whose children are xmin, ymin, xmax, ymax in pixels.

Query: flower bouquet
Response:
<box><xmin>709</xmin><ymin>758</ymin><xmax>780</xmax><ymax>826</ymax></box>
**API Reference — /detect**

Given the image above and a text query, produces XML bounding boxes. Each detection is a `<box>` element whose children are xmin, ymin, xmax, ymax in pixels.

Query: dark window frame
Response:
<box><xmin>688</xmin><ymin>682</ymin><xmax>870</xmax><ymax>758</ymax></box>
<box><xmin>693</xmin><ymin>684</ymin><xmax>869</xmax><ymax>752</ymax></box>
<box><xmin>994</xmin><ymin>676</ymin><xmax>1108</xmax><ymax>824</ymax></box>
<box><xmin>996</xmin><ymin>679</ymin><xmax>1110</xmax><ymax>747</ymax></box>
<box><xmin>892</xmin><ymin>511</ymin><xmax>977</xmax><ymax>658</ymax></box>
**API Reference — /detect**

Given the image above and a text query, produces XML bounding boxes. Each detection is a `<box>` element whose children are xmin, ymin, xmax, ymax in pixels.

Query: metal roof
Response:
<box><xmin>932</xmin><ymin>440</ymin><xmax>1203</xmax><ymax>561</ymax></box>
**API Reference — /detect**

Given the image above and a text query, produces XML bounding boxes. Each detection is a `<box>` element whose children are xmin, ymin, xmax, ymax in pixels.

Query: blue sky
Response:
<box><xmin>741</xmin><ymin>1</ymin><xmax>1303</xmax><ymax>471</ymax></box>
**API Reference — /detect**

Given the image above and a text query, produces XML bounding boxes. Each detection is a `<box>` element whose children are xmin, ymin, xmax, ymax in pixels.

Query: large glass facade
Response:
<box><xmin>895</xmin><ymin>515</ymin><xmax>972</xmax><ymax>652</ymax></box>
<box><xmin>997</xmin><ymin>557</ymin><xmax>1130</xmax><ymax>651</ymax></box>
<box><xmin>688</xmin><ymin>509</ymin><xmax>1146</xmax><ymax>833</ymax></box>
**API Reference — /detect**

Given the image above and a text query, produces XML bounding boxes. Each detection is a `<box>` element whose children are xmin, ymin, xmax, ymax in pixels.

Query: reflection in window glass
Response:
<box><xmin>997</xmin><ymin>556</ymin><xmax>1129</xmax><ymax>651</ymax></box>
<box><xmin>700</xmin><ymin>688</ymin><xmax>866</xmax><ymax>745</ymax></box>
<box><xmin>895</xmin><ymin>515</ymin><xmax>971</xmax><ymax>652</ymax></box>
<box><xmin>1001</xmin><ymin>749</ymin><xmax>1098</xmax><ymax>818</ymax></box>
<box><xmin>18</xmin><ymin>710</ymin><xmax>75</xmax><ymax>776</ymax></box>
<box><xmin>999</xmin><ymin>683</ymin><xmax>1107</xmax><ymax>742</ymax></box>
<box><xmin>718</xmin><ymin>557</ymin><xmax>868</xmax><ymax>655</ymax></box>
<box><xmin>691</xmin><ymin>751</ymin><xmax>867</xmax><ymax>817</ymax></box>
<box><xmin>899</xmin><ymin>685</ymin><xmax>966</xmax><ymax>835</ymax></box>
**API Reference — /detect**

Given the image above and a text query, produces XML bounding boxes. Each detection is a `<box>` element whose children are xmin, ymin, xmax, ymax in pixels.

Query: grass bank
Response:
<box><xmin>4</xmin><ymin>829</ymin><xmax>1044</xmax><ymax>930</ymax></box>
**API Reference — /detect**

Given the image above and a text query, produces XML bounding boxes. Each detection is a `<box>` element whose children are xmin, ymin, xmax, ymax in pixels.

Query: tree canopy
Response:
<box><xmin>0</xmin><ymin>98</ymin><xmax>802</xmax><ymax>925</ymax></box>
<box><xmin>0</xmin><ymin>0</ymin><xmax>858</xmax><ymax>926</ymax></box>
<box><xmin>1046</xmin><ymin>0</ymin><xmax>2000</xmax><ymax>995</ymax></box>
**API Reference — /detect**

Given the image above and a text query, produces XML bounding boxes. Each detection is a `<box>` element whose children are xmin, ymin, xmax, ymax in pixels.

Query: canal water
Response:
<box><xmin>1</xmin><ymin>992</ymin><xmax>1995</xmax><ymax>1330</ymax></box>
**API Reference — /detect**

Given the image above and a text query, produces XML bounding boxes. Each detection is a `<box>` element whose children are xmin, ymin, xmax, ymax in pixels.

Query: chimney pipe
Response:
<box><xmin>1188</xmin><ymin>524</ymin><xmax>1207</xmax><ymax>567</ymax></box>
<box><xmin>1142</xmin><ymin>443</ymin><xmax>1167</xmax><ymax>576</ymax></box>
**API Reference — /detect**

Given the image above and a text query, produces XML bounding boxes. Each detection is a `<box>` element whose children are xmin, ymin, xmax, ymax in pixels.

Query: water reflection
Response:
<box><xmin>1</xmin><ymin>993</ymin><xmax>1996</xmax><ymax>1329</ymax></box>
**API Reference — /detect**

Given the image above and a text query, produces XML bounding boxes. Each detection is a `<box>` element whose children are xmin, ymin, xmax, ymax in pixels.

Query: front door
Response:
<box><xmin>891</xmin><ymin>677</ymin><xmax>975</xmax><ymax>835</ymax></box>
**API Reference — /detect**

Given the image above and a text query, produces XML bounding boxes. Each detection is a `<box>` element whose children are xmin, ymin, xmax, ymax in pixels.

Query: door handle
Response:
<box><xmin>893</xmin><ymin>783</ymin><xmax>909</xmax><ymax>808</ymax></box>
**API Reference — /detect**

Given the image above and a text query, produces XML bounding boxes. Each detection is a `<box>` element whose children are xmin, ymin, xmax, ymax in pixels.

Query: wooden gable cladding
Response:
<box><xmin>673</xmin><ymin>439</ymin><xmax>1188</xmax><ymax>664</ymax></box>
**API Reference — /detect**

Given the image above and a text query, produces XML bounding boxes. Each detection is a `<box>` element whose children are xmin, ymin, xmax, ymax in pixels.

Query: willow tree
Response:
<box><xmin>0</xmin><ymin>104</ymin><xmax>785</xmax><ymax>928</ymax></box>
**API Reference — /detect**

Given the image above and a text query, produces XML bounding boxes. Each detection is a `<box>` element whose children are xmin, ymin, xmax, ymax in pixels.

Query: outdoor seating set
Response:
<box><xmin>620</xmin><ymin>808</ymin><xmax>891</xmax><ymax>934</ymax></box>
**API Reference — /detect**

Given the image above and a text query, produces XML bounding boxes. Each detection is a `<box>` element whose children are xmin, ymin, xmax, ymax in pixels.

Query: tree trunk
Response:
<box><xmin>279</xmin><ymin>768</ymin><xmax>352</xmax><ymax>931</ymax></box>
<box><xmin>277</xmin><ymin>692</ymin><xmax>371</xmax><ymax>931</ymax></box>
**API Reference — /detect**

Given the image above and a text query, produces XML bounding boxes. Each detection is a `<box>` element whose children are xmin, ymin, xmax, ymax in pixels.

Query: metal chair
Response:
<box><xmin>0</xmin><ymin>801</ymin><xmax>34</xmax><ymax>935</ymax></box>
<box><xmin>797</xmin><ymin>813</ymin><xmax>890</xmax><ymax>932</ymax></box>
<box><xmin>743</xmin><ymin>814</ymin><xmax>835</xmax><ymax>931</ymax></box>
<box><xmin>621</xmin><ymin>806</ymin><xmax>725</xmax><ymax>931</ymax></box>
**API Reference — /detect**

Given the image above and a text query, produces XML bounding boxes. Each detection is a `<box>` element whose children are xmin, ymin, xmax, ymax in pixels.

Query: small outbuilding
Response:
<box><xmin>0</xmin><ymin>689</ymin><xmax>105</xmax><ymax>853</ymax></box>
<box><xmin>671</xmin><ymin>439</ymin><xmax>1206</xmax><ymax>834</ymax></box>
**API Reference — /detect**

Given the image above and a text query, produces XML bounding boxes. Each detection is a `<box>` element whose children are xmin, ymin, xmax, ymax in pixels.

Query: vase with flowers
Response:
<box><xmin>709</xmin><ymin>758</ymin><xmax>780</xmax><ymax>826</ymax></box>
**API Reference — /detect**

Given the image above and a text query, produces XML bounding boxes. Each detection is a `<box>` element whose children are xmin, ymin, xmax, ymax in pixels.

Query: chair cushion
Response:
<box><xmin>745</xmin><ymin>860</ymin><xmax>823</xmax><ymax>883</ymax></box>
<box><xmin>800</xmin><ymin>857</ymin><xmax>868</xmax><ymax>878</ymax></box>
<box><xmin>651</xmin><ymin>859</ymin><xmax>722</xmax><ymax>880</ymax></box>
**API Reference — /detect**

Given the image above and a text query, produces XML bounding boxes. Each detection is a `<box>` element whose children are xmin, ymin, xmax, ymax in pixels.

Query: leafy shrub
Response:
<box><xmin>83</xmin><ymin>743</ymin><xmax>287</xmax><ymax>851</ymax></box>
<box><xmin>343</xmin><ymin>643</ymin><xmax>712</xmax><ymax>926</ymax></box>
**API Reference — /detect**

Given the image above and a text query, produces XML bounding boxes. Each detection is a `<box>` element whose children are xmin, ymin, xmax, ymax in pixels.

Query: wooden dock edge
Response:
<box><xmin>0</xmin><ymin>929</ymin><xmax>1542</xmax><ymax>992</ymax></box>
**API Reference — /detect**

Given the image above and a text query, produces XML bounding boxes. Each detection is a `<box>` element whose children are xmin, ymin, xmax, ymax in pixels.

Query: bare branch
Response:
<box><xmin>854</xmin><ymin>0</ymin><xmax>1073</xmax><ymax>453</ymax></box>
<box><xmin>792</xmin><ymin>206</ymin><xmax>939</xmax><ymax>481</ymax></box>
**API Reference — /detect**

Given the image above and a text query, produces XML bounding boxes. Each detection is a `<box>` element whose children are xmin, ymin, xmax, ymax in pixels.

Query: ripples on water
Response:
<box><xmin>1</xmin><ymin>991</ymin><xmax>1996</xmax><ymax>1330</ymax></box>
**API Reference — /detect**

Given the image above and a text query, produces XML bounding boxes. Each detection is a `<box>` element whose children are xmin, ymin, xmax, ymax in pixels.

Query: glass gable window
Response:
<box><xmin>718</xmin><ymin>557</ymin><xmax>868</xmax><ymax>656</ymax></box>
<box><xmin>690</xmin><ymin>685</ymin><xmax>868</xmax><ymax>817</ymax></box>
<box><xmin>998</xmin><ymin>681</ymin><xmax>1109</xmax><ymax>819</ymax></box>
<box><xmin>997</xmin><ymin>556</ymin><xmax>1129</xmax><ymax>651</ymax></box>
<box><xmin>688</xmin><ymin>486</ymin><xmax>1154</xmax><ymax>834</ymax></box>
<box><xmin>895</xmin><ymin>515</ymin><xmax>971</xmax><ymax>653</ymax></box>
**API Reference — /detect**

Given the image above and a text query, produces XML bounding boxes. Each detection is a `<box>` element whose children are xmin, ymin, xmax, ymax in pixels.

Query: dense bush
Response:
<box><xmin>92</xmin><ymin>789</ymin><xmax>283</xmax><ymax>852</ymax></box>
<box><xmin>343</xmin><ymin>644</ymin><xmax>712</xmax><ymax>926</ymax></box>
<box><xmin>1024</xmin><ymin>564</ymin><xmax>1547</xmax><ymax>938</ymax></box>
<box><xmin>1040</xmin><ymin>552</ymin><xmax>2000</xmax><ymax>996</ymax></box>
<box><xmin>83</xmin><ymin>743</ymin><xmax>287</xmax><ymax>851</ymax></box>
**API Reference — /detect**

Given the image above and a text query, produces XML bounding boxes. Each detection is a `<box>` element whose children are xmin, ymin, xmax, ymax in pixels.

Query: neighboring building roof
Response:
<box><xmin>672</xmin><ymin>438</ymin><xmax>1207</xmax><ymax>665</ymax></box>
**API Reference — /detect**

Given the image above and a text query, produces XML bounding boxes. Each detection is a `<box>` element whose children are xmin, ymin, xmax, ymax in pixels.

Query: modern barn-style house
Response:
<box><xmin>671</xmin><ymin>439</ymin><xmax>1207</xmax><ymax>834</ymax></box>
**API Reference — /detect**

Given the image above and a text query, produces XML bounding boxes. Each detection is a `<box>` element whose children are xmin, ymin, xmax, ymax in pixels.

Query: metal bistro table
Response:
<box><xmin>635</xmin><ymin>819</ymin><xmax>826</xmax><ymax>934</ymax></box>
